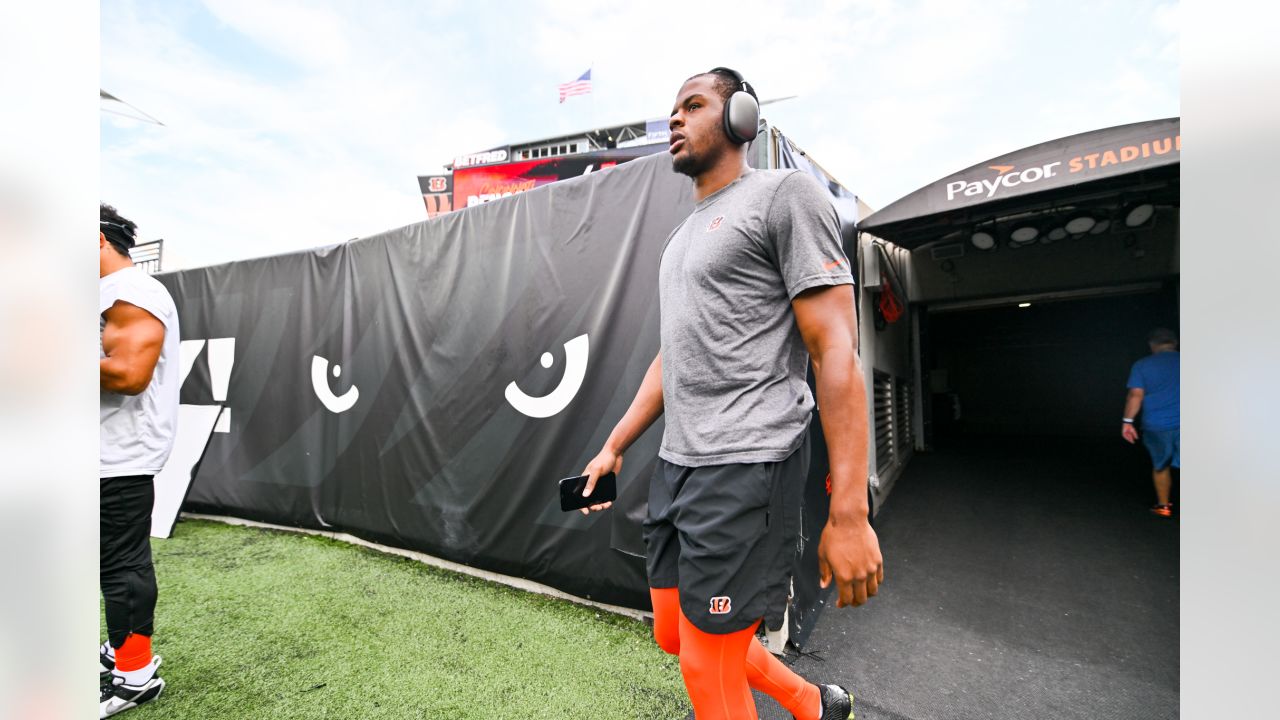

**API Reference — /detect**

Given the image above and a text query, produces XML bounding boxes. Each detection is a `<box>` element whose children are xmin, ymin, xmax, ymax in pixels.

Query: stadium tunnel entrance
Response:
<box><xmin>798</xmin><ymin>119</ymin><xmax>1184</xmax><ymax>713</ymax></box>
<box><xmin>921</xmin><ymin>283</ymin><xmax>1179</xmax><ymax>446</ymax></box>
<box><xmin>855</xmin><ymin>117</ymin><xmax>1179</xmax><ymax>509</ymax></box>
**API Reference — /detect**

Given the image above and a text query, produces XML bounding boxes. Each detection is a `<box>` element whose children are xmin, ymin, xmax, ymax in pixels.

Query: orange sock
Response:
<box><xmin>650</xmin><ymin>587</ymin><xmax>821</xmax><ymax>720</ymax></box>
<box><xmin>114</xmin><ymin>633</ymin><xmax>152</xmax><ymax>672</ymax></box>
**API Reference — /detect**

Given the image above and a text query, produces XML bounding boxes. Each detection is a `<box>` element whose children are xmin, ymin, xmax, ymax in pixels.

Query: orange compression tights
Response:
<box><xmin>650</xmin><ymin>587</ymin><xmax>820</xmax><ymax>720</ymax></box>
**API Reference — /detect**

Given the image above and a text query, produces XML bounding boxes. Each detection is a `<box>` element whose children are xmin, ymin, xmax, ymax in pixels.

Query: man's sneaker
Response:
<box><xmin>1150</xmin><ymin>503</ymin><xmax>1173</xmax><ymax>518</ymax></box>
<box><xmin>100</xmin><ymin>656</ymin><xmax>164</xmax><ymax>718</ymax></box>
<box><xmin>816</xmin><ymin>683</ymin><xmax>853</xmax><ymax>720</ymax></box>
<box><xmin>99</xmin><ymin>644</ymin><xmax>115</xmax><ymax>683</ymax></box>
<box><xmin>687</xmin><ymin>683</ymin><xmax>854</xmax><ymax>720</ymax></box>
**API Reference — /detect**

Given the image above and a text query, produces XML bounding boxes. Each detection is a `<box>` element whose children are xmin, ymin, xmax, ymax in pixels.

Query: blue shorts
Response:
<box><xmin>1142</xmin><ymin>428</ymin><xmax>1180</xmax><ymax>470</ymax></box>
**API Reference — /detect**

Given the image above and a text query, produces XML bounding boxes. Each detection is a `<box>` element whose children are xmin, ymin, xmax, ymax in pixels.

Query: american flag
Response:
<box><xmin>558</xmin><ymin>69</ymin><xmax>592</xmax><ymax>103</ymax></box>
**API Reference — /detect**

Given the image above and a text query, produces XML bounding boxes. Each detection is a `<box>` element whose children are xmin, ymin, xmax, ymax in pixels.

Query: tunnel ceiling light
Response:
<box><xmin>1047</xmin><ymin>227</ymin><xmax>1067</xmax><ymax>241</ymax></box>
<box><xmin>1018</xmin><ymin>302</ymin><xmax>1031</xmax><ymax>308</ymax></box>
<box><xmin>1065</xmin><ymin>215</ymin><xmax>1096</xmax><ymax>234</ymax></box>
<box><xmin>1010</xmin><ymin>225</ymin><xmax>1039</xmax><ymax>243</ymax></box>
<box><xmin>970</xmin><ymin>231</ymin><xmax>996</xmax><ymax>250</ymax></box>
<box><xmin>1090</xmin><ymin>219</ymin><xmax>1111</xmax><ymax>235</ymax></box>
<box><xmin>1124</xmin><ymin>203</ymin><xmax>1155</xmax><ymax>227</ymax></box>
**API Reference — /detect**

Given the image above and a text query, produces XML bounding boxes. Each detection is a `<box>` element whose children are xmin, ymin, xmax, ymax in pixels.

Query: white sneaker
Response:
<box><xmin>99</xmin><ymin>643</ymin><xmax>115</xmax><ymax>683</ymax></box>
<box><xmin>99</xmin><ymin>656</ymin><xmax>164</xmax><ymax>718</ymax></box>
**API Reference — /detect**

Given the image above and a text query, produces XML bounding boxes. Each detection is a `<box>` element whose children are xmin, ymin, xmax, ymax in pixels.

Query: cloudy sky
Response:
<box><xmin>100</xmin><ymin>0</ymin><xmax>1179</xmax><ymax>270</ymax></box>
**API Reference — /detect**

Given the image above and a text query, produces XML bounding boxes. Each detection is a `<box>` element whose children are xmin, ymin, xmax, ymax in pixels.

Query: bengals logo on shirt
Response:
<box><xmin>707</xmin><ymin>216</ymin><xmax>724</xmax><ymax>232</ymax></box>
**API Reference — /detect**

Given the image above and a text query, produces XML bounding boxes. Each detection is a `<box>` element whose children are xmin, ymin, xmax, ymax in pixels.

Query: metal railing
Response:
<box><xmin>130</xmin><ymin>239</ymin><xmax>163</xmax><ymax>274</ymax></box>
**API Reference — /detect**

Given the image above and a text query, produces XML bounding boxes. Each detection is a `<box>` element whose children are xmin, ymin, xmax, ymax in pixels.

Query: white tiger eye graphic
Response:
<box><xmin>505</xmin><ymin>334</ymin><xmax>589</xmax><ymax>419</ymax></box>
<box><xmin>311</xmin><ymin>355</ymin><xmax>360</xmax><ymax>413</ymax></box>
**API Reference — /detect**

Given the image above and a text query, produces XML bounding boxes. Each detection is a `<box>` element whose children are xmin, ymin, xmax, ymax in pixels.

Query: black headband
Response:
<box><xmin>100</xmin><ymin>221</ymin><xmax>136</xmax><ymax>254</ymax></box>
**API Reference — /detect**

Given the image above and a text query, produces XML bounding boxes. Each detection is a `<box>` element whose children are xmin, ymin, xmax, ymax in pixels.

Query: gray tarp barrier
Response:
<box><xmin>162</xmin><ymin>143</ymin><xmax>854</xmax><ymax>646</ymax></box>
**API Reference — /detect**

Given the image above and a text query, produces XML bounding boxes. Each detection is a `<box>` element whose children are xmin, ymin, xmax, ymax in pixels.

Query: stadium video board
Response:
<box><xmin>452</xmin><ymin>144</ymin><xmax>666</xmax><ymax>209</ymax></box>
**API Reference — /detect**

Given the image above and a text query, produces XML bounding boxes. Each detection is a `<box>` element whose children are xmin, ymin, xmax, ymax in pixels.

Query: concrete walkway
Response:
<box><xmin>751</xmin><ymin>436</ymin><xmax>1179</xmax><ymax>720</ymax></box>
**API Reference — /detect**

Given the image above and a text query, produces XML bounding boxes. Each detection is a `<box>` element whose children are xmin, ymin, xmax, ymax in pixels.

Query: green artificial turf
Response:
<box><xmin>101</xmin><ymin>519</ymin><xmax>689</xmax><ymax>719</ymax></box>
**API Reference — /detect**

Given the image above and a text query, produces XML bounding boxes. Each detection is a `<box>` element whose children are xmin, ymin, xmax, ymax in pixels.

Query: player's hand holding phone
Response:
<box><xmin>577</xmin><ymin>448</ymin><xmax>623</xmax><ymax>515</ymax></box>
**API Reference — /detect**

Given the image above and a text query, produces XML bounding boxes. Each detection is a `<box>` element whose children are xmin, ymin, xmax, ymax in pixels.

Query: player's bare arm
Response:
<box><xmin>100</xmin><ymin>301</ymin><xmax>166</xmax><ymax>395</ymax></box>
<box><xmin>579</xmin><ymin>351</ymin><xmax>665</xmax><ymax>514</ymax></box>
<box><xmin>792</xmin><ymin>283</ymin><xmax>884</xmax><ymax>608</ymax></box>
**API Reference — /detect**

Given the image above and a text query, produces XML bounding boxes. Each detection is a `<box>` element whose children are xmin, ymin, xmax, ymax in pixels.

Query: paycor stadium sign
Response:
<box><xmin>945</xmin><ymin>131</ymin><xmax>1180</xmax><ymax>204</ymax></box>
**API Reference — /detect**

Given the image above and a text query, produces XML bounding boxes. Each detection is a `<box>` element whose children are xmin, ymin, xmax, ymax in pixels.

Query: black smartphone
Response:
<box><xmin>559</xmin><ymin>472</ymin><xmax>617</xmax><ymax>512</ymax></box>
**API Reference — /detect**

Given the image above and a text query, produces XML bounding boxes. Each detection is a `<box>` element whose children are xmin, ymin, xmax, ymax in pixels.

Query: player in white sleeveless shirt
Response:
<box><xmin>98</xmin><ymin>204</ymin><xmax>179</xmax><ymax>717</ymax></box>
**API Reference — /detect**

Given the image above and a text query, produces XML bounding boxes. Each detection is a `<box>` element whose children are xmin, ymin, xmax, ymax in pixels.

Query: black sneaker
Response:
<box><xmin>686</xmin><ymin>684</ymin><xmax>854</xmax><ymax>720</ymax></box>
<box><xmin>100</xmin><ymin>656</ymin><xmax>164</xmax><ymax>718</ymax></box>
<box><xmin>817</xmin><ymin>683</ymin><xmax>853</xmax><ymax>720</ymax></box>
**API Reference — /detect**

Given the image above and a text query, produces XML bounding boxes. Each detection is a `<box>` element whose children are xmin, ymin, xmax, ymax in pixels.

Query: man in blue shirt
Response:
<box><xmin>1122</xmin><ymin>327</ymin><xmax>1180</xmax><ymax>517</ymax></box>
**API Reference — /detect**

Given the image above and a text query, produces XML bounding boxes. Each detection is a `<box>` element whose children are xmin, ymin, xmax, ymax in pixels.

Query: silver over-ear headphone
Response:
<box><xmin>708</xmin><ymin>67</ymin><xmax>760</xmax><ymax>145</ymax></box>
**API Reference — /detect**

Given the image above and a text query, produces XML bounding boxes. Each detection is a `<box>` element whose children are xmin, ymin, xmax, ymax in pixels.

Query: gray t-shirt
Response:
<box><xmin>658</xmin><ymin>168</ymin><xmax>853</xmax><ymax>466</ymax></box>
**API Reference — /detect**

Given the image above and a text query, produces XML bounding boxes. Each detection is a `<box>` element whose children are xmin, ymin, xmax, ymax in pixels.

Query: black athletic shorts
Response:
<box><xmin>643</xmin><ymin>432</ymin><xmax>810</xmax><ymax>634</ymax></box>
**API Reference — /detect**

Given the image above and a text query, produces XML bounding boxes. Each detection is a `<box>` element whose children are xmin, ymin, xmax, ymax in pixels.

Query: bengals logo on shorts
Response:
<box><xmin>709</xmin><ymin>596</ymin><xmax>732</xmax><ymax>615</ymax></box>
